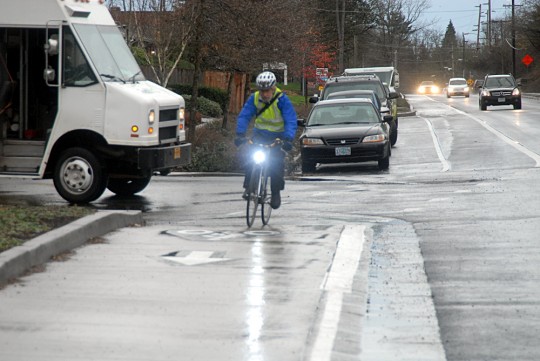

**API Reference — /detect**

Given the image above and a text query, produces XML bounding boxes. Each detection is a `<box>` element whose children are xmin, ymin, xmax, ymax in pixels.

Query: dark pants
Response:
<box><xmin>243</xmin><ymin>145</ymin><xmax>285</xmax><ymax>193</ymax></box>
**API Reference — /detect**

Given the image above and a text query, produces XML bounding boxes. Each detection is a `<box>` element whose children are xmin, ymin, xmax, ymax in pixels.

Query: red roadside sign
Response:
<box><xmin>522</xmin><ymin>54</ymin><xmax>534</xmax><ymax>67</ymax></box>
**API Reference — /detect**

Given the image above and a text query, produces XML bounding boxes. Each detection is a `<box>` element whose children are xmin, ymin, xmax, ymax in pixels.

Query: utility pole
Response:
<box><xmin>462</xmin><ymin>33</ymin><xmax>469</xmax><ymax>77</ymax></box>
<box><xmin>487</xmin><ymin>0</ymin><xmax>492</xmax><ymax>47</ymax></box>
<box><xmin>476</xmin><ymin>4</ymin><xmax>482</xmax><ymax>50</ymax></box>
<box><xmin>512</xmin><ymin>0</ymin><xmax>516</xmax><ymax>76</ymax></box>
<box><xmin>451</xmin><ymin>45</ymin><xmax>455</xmax><ymax>77</ymax></box>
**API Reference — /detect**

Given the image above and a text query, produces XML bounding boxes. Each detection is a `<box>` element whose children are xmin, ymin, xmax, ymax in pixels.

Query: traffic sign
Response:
<box><xmin>522</xmin><ymin>54</ymin><xmax>534</xmax><ymax>67</ymax></box>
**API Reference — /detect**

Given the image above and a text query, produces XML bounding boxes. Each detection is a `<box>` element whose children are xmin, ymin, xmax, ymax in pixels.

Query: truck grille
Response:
<box><xmin>159</xmin><ymin>108</ymin><xmax>179</xmax><ymax>143</ymax></box>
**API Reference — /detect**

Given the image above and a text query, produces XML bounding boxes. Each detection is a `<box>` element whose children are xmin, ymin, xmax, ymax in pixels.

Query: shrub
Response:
<box><xmin>179</xmin><ymin>116</ymin><xmax>302</xmax><ymax>175</ymax></box>
<box><xmin>169</xmin><ymin>84</ymin><xmax>229</xmax><ymax>113</ymax></box>
<box><xmin>179</xmin><ymin>121</ymin><xmax>243</xmax><ymax>172</ymax></box>
<box><xmin>182</xmin><ymin>94</ymin><xmax>223</xmax><ymax>118</ymax></box>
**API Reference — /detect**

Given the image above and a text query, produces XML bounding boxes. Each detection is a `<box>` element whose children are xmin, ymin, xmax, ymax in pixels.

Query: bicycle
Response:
<box><xmin>244</xmin><ymin>139</ymin><xmax>283</xmax><ymax>227</ymax></box>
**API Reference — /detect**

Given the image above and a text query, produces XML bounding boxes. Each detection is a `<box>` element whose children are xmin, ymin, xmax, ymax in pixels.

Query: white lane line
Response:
<box><xmin>360</xmin><ymin>222</ymin><xmax>447</xmax><ymax>361</ymax></box>
<box><xmin>420</xmin><ymin>116</ymin><xmax>451</xmax><ymax>172</ymax></box>
<box><xmin>452</xmin><ymin>108</ymin><xmax>540</xmax><ymax>167</ymax></box>
<box><xmin>310</xmin><ymin>225</ymin><xmax>365</xmax><ymax>361</ymax></box>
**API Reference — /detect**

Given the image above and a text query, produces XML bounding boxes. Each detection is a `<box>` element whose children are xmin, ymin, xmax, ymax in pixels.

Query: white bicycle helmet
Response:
<box><xmin>256</xmin><ymin>71</ymin><xmax>277</xmax><ymax>90</ymax></box>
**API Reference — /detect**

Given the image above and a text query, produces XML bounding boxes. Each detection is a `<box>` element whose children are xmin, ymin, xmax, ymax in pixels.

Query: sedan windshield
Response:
<box><xmin>74</xmin><ymin>24</ymin><xmax>145</xmax><ymax>83</ymax></box>
<box><xmin>308</xmin><ymin>104</ymin><xmax>379</xmax><ymax>126</ymax></box>
<box><xmin>450</xmin><ymin>79</ymin><xmax>467</xmax><ymax>86</ymax></box>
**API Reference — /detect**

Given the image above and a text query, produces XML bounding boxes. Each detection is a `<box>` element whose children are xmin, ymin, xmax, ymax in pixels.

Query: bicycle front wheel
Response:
<box><xmin>261</xmin><ymin>172</ymin><xmax>272</xmax><ymax>225</ymax></box>
<box><xmin>246</xmin><ymin>167</ymin><xmax>261</xmax><ymax>227</ymax></box>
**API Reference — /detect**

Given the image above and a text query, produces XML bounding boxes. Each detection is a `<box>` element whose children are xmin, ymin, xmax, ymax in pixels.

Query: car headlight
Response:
<box><xmin>148</xmin><ymin>109</ymin><xmax>155</xmax><ymax>124</ymax></box>
<box><xmin>418</xmin><ymin>87</ymin><xmax>425</xmax><ymax>93</ymax></box>
<box><xmin>302</xmin><ymin>137</ymin><xmax>324</xmax><ymax>146</ymax></box>
<box><xmin>512</xmin><ymin>88</ymin><xmax>520</xmax><ymax>95</ymax></box>
<box><xmin>363</xmin><ymin>134</ymin><xmax>386</xmax><ymax>143</ymax></box>
<box><xmin>432</xmin><ymin>86</ymin><xmax>439</xmax><ymax>93</ymax></box>
<box><xmin>481</xmin><ymin>90</ymin><xmax>490</xmax><ymax>96</ymax></box>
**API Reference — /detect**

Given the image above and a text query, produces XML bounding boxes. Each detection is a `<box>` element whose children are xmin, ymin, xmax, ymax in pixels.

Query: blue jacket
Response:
<box><xmin>236</xmin><ymin>90</ymin><xmax>298</xmax><ymax>141</ymax></box>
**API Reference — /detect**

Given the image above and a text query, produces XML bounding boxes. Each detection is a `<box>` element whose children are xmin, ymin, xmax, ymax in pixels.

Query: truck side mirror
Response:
<box><xmin>44</xmin><ymin>35</ymin><xmax>59</xmax><ymax>56</ymax></box>
<box><xmin>43</xmin><ymin>67</ymin><xmax>56</xmax><ymax>82</ymax></box>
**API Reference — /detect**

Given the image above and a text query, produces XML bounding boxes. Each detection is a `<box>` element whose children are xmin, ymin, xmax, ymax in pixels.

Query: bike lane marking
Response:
<box><xmin>309</xmin><ymin>224</ymin><xmax>365</xmax><ymax>361</ymax></box>
<box><xmin>161</xmin><ymin>250</ymin><xmax>230</xmax><ymax>266</ymax></box>
<box><xmin>419</xmin><ymin>115</ymin><xmax>451</xmax><ymax>172</ymax></box>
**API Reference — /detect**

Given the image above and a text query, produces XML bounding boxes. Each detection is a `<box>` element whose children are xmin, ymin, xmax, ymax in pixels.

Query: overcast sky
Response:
<box><xmin>422</xmin><ymin>0</ymin><xmax>515</xmax><ymax>41</ymax></box>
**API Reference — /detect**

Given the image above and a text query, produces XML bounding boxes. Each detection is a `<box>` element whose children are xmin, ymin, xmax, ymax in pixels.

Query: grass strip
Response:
<box><xmin>0</xmin><ymin>205</ymin><xmax>95</xmax><ymax>253</ymax></box>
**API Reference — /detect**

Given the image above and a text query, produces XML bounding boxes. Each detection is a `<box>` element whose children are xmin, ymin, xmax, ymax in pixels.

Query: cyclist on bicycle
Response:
<box><xmin>235</xmin><ymin>71</ymin><xmax>298</xmax><ymax>209</ymax></box>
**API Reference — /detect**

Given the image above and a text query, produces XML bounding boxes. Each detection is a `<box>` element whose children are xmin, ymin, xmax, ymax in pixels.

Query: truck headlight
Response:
<box><xmin>178</xmin><ymin>107</ymin><xmax>185</xmax><ymax>120</ymax></box>
<box><xmin>148</xmin><ymin>109</ymin><xmax>155</xmax><ymax>124</ymax></box>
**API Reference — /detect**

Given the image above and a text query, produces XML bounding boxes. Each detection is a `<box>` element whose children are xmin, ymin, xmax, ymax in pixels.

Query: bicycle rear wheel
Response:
<box><xmin>261</xmin><ymin>173</ymin><xmax>272</xmax><ymax>225</ymax></box>
<box><xmin>246</xmin><ymin>167</ymin><xmax>261</xmax><ymax>227</ymax></box>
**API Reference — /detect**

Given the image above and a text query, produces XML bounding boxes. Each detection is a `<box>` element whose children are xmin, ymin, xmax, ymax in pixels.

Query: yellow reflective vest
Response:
<box><xmin>253</xmin><ymin>88</ymin><xmax>284</xmax><ymax>133</ymax></box>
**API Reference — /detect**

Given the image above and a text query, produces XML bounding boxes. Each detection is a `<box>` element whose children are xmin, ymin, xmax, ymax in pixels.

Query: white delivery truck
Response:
<box><xmin>343</xmin><ymin>66</ymin><xmax>400</xmax><ymax>92</ymax></box>
<box><xmin>0</xmin><ymin>0</ymin><xmax>190</xmax><ymax>203</ymax></box>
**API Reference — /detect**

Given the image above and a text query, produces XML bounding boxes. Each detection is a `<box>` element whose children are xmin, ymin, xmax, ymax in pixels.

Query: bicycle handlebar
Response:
<box><xmin>247</xmin><ymin>138</ymin><xmax>283</xmax><ymax>148</ymax></box>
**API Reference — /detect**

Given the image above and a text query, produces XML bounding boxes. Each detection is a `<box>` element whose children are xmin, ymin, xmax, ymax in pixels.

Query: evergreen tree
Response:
<box><xmin>442</xmin><ymin>21</ymin><xmax>457</xmax><ymax>51</ymax></box>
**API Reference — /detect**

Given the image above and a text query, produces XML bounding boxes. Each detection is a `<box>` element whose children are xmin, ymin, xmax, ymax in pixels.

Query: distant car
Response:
<box><xmin>417</xmin><ymin>81</ymin><xmax>439</xmax><ymax>94</ymax></box>
<box><xmin>298</xmin><ymin>98</ymin><xmax>393</xmax><ymax>173</ymax></box>
<box><xmin>479</xmin><ymin>74</ymin><xmax>521</xmax><ymax>110</ymax></box>
<box><xmin>446</xmin><ymin>77</ymin><xmax>470</xmax><ymax>98</ymax></box>
<box><xmin>310</xmin><ymin>74</ymin><xmax>400</xmax><ymax>146</ymax></box>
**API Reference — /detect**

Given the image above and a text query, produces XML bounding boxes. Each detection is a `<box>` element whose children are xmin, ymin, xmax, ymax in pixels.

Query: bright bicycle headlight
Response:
<box><xmin>253</xmin><ymin>150</ymin><xmax>266</xmax><ymax>164</ymax></box>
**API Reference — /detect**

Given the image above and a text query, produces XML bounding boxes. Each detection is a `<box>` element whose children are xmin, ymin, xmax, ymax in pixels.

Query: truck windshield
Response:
<box><xmin>74</xmin><ymin>24</ymin><xmax>145</xmax><ymax>83</ymax></box>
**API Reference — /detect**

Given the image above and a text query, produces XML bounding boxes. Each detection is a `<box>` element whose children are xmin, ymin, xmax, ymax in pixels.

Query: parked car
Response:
<box><xmin>479</xmin><ymin>74</ymin><xmax>521</xmax><ymax>110</ymax></box>
<box><xmin>417</xmin><ymin>81</ymin><xmax>440</xmax><ymax>94</ymax></box>
<box><xmin>326</xmin><ymin>89</ymin><xmax>382</xmax><ymax>111</ymax></box>
<box><xmin>446</xmin><ymin>77</ymin><xmax>470</xmax><ymax>98</ymax></box>
<box><xmin>310</xmin><ymin>74</ymin><xmax>400</xmax><ymax>146</ymax></box>
<box><xmin>298</xmin><ymin>98</ymin><xmax>393</xmax><ymax>173</ymax></box>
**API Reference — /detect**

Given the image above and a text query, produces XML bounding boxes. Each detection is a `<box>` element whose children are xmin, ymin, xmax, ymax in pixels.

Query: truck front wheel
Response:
<box><xmin>53</xmin><ymin>147</ymin><xmax>108</xmax><ymax>204</ymax></box>
<box><xmin>107</xmin><ymin>176</ymin><xmax>152</xmax><ymax>196</ymax></box>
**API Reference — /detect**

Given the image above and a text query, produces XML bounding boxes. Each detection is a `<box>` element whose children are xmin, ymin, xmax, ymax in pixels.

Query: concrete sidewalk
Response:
<box><xmin>0</xmin><ymin>210</ymin><xmax>143</xmax><ymax>287</ymax></box>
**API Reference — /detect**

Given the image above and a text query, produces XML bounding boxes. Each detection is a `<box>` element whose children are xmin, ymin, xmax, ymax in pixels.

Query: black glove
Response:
<box><xmin>234</xmin><ymin>134</ymin><xmax>246</xmax><ymax>147</ymax></box>
<box><xmin>282</xmin><ymin>139</ymin><xmax>293</xmax><ymax>152</ymax></box>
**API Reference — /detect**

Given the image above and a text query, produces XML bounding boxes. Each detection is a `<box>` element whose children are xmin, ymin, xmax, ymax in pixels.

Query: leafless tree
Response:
<box><xmin>107</xmin><ymin>0</ymin><xmax>195</xmax><ymax>87</ymax></box>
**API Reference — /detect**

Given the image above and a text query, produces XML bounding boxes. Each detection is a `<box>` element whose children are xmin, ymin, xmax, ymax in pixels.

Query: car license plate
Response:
<box><xmin>498</xmin><ymin>97</ymin><xmax>505</xmax><ymax>102</ymax></box>
<box><xmin>335</xmin><ymin>147</ymin><xmax>351</xmax><ymax>156</ymax></box>
<box><xmin>174</xmin><ymin>147</ymin><xmax>181</xmax><ymax>159</ymax></box>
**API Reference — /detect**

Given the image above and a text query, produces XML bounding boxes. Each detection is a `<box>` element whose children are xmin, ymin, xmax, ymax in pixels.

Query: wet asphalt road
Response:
<box><xmin>1</xmin><ymin>93</ymin><xmax>540</xmax><ymax>360</ymax></box>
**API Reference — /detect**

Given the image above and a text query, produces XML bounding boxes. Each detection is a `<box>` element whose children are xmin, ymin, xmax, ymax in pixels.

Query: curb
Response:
<box><xmin>0</xmin><ymin>210</ymin><xmax>144</xmax><ymax>287</ymax></box>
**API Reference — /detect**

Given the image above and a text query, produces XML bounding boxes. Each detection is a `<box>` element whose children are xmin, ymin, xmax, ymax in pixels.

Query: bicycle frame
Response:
<box><xmin>245</xmin><ymin>139</ymin><xmax>281</xmax><ymax>227</ymax></box>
